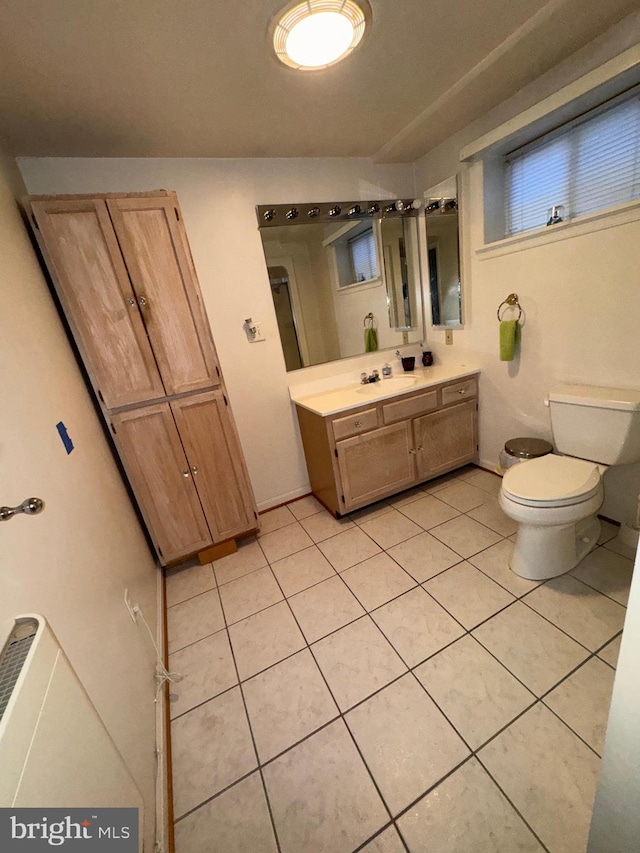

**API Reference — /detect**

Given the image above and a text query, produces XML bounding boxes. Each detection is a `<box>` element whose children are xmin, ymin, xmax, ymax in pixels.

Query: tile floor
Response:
<box><xmin>165</xmin><ymin>465</ymin><xmax>634</xmax><ymax>853</ymax></box>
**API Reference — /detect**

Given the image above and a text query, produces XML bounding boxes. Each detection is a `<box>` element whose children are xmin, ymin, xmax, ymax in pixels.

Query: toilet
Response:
<box><xmin>499</xmin><ymin>383</ymin><xmax>640</xmax><ymax>580</ymax></box>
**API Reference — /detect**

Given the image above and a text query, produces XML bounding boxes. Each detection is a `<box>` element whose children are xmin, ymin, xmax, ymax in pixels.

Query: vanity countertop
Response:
<box><xmin>290</xmin><ymin>364</ymin><xmax>480</xmax><ymax>417</ymax></box>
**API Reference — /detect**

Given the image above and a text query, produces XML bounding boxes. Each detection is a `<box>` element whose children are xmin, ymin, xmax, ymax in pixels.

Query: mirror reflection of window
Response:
<box><xmin>258</xmin><ymin>206</ymin><xmax>426</xmax><ymax>371</ymax></box>
<box><xmin>349</xmin><ymin>228</ymin><xmax>379</xmax><ymax>282</ymax></box>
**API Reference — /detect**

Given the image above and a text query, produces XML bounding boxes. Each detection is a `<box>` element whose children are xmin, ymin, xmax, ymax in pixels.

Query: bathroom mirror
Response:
<box><xmin>425</xmin><ymin>177</ymin><xmax>463</xmax><ymax>327</ymax></box>
<box><xmin>257</xmin><ymin>201</ymin><xmax>425</xmax><ymax>371</ymax></box>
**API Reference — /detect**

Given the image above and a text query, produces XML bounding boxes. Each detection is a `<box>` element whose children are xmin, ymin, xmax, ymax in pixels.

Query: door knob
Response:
<box><xmin>182</xmin><ymin>470</ymin><xmax>190</xmax><ymax>478</ymax></box>
<box><xmin>138</xmin><ymin>296</ymin><xmax>148</xmax><ymax>307</ymax></box>
<box><xmin>1</xmin><ymin>497</ymin><xmax>45</xmax><ymax>522</ymax></box>
<box><xmin>126</xmin><ymin>297</ymin><xmax>136</xmax><ymax>306</ymax></box>
<box><xmin>191</xmin><ymin>465</ymin><xmax>199</xmax><ymax>474</ymax></box>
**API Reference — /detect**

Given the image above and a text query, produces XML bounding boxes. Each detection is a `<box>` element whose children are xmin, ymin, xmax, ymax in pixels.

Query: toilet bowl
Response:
<box><xmin>499</xmin><ymin>455</ymin><xmax>605</xmax><ymax>579</ymax></box>
<box><xmin>499</xmin><ymin>383</ymin><xmax>640</xmax><ymax>581</ymax></box>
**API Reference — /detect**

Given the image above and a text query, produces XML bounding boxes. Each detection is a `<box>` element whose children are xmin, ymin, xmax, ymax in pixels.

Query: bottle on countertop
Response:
<box><xmin>382</xmin><ymin>363</ymin><xmax>392</xmax><ymax>377</ymax></box>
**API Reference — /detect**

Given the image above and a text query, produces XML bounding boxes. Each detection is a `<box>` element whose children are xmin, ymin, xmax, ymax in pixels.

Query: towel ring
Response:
<box><xmin>497</xmin><ymin>293</ymin><xmax>523</xmax><ymax>322</ymax></box>
<box><xmin>364</xmin><ymin>312</ymin><xmax>378</xmax><ymax>328</ymax></box>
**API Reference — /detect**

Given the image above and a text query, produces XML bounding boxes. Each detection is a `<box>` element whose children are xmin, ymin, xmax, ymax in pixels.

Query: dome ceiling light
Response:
<box><xmin>273</xmin><ymin>0</ymin><xmax>371</xmax><ymax>71</ymax></box>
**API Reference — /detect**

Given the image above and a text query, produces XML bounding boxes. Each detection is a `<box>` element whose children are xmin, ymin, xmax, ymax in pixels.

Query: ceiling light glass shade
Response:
<box><xmin>273</xmin><ymin>0</ymin><xmax>370</xmax><ymax>71</ymax></box>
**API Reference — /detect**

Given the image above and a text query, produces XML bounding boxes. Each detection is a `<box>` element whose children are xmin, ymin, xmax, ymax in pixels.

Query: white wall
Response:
<box><xmin>19</xmin><ymin>157</ymin><xmax>415</xmax><ymax>508</ymax></box>
<box><xmin>413</xmin><ymin>20</ymin><xmax>640</xmax><ymax>526</ymax></box>
<box><xmin>0</xmin><ymin>155</ymin><xmax>159</xmax><ymax>845</ymax></box>
<box><xmin>588</xmin><ymin>543</ymin><xmax>640</xmax><ymax>851</ymax></box>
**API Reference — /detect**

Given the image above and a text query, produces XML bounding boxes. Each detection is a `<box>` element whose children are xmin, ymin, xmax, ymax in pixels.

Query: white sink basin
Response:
<box><xmin>356</xmin><ymin>375</ymin><xmax>418</xmax><ymax>395</ymax></box>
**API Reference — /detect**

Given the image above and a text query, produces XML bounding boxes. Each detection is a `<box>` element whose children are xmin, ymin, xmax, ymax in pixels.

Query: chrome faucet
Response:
<box><xmin>360</xmin><ymin>370</ymin><xmax>380</xmax><ymax>384</ymax></box>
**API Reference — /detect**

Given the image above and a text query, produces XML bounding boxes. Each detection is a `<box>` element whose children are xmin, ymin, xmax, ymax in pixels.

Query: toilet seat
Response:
<box><xmin>501</xmin><ymin>455</ymin><xmax>602</xmax><ymax>508</ymax></box>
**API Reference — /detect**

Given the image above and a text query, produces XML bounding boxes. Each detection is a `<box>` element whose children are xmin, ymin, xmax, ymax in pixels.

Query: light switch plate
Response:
<box><xmin>445</xmin><ymin>329</ymin><xmax>453</xmax><ymax>345</ymax></box>
<box><xmin>250</xmin><ymin>322</ymin><xmax>265</xmax><ymax>342</ymax></box>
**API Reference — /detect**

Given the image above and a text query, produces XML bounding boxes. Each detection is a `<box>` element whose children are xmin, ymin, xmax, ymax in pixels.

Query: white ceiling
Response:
<box><xmin>0</xmin><ymin>0</ymin><xmax>637</xmax><ymax>161</ymax></box>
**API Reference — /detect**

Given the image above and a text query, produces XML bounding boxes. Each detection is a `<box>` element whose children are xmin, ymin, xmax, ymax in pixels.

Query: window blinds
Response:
<box><xmin>506</xmin><ymin>93</ymin><xmax>640</xmax><ymax>236</ymax></box>
<box><xmin>349</xmin><ymin>228</ymin><xmax>379</xmax><ymax>282</ymax></box>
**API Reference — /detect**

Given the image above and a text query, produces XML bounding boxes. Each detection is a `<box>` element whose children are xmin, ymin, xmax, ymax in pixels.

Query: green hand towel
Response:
<box><xmin>364</xmin><ymin>326</ymin><xmax>378</xmax><ymax>352</ymax></box>
<box><xmin>499</xmin><ymin>320</ymin><xmax>520</xmax><ymax>361</ymax></box>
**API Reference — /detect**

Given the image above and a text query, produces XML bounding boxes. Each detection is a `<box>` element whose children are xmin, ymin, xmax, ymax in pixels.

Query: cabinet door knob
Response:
<box><xmin>183</xmin><ymin>470</ymin><xmax>190</xmax><ymax>478</ymax></box>
<box><xmin>409</xmin><ymin>448</ymin><xmax>416</xmax><ymax>455</ymax></box>
<box><xmin>138</xmin><ymin>296</ymin><xmax>148</xmax><ymax>307</ymax></box>
<box><xmin>458</xmin><ymin>389</ymin><xmax>466</xmax><ymax>395</ymax></box>
<box><xmin>354</xmin><ymin>420</ymin><xmax>362</xmax><ymax>427</ymax></box>
<box><xmin>191</xmin><ymin>465</ymin><xmax>199</xmax><ymax>474</ymax></box>
<box><xmin>126</xmin><ymin>297</ymin><xmax>136</xmax><ymax>306</ymax></box>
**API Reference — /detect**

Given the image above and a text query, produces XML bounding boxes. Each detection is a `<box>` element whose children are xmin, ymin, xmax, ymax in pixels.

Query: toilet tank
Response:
<box><xmin>549</xmin><ymin>383</ymin><xmax>640</xmax><ymax>465</ymax></box>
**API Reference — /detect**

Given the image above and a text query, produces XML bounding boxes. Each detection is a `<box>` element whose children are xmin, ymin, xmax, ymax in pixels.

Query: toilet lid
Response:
<box><xmin>502</xmin><ymin>455</ymin><xmax>601</xmax><ymax>503</ymax></box>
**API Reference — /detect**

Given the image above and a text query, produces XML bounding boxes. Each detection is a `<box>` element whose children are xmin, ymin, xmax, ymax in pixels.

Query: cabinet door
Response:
<box><xmin>107</xmin><ymin>197</ymin><xmax>220</xmax><ymax>396</ymax></box>
<box><xmin>414</xmin><ymin>401</ymin><xmax>477</xmax><ymax>480</ymax></box>
<box><xmin>111</xmin><ymin>403</ymin><xmax>212</xmax><ymax>563</ymax></box>
<box><xmin>30</xmin><ymin>199</ymin><xmax>165</xmax><ymax>409</ymax></box>
<box><xmin>336</xmin><ymin>422</ymin><xmax>415</xmax><ymax>511</ymax></box>
<box><xmin>171</xmin><ymin>391</ymin><xmax>257</xmax><ymax>542</ymax></box>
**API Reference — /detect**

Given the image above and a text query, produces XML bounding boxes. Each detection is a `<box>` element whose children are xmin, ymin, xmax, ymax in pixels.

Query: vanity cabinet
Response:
<box><xmin>295</xmin><ymin>375</ymin><xmax>478</xmax><ymax>515</ymax></box>
<box><xmin>28</xmin><ymin>191</ymin><xmax>258</xmax><ymax>564</ymax></box>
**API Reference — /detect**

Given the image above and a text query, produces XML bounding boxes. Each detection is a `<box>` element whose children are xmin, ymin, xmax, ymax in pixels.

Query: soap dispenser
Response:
<box><xmin>382</xmin><ymin>363</ymin><xmax>392</xmax><ymax>377</ymax></box>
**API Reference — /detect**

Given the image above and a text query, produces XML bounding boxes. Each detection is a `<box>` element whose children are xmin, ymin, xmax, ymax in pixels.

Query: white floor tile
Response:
<box><xmin>318</xmin><ymin>526</ymin><xmax>382</xmax><ymax>571</ymax></box>
<box><xmin>545</xmin><ymin>657</ymin><xmax>616</xmax><ymax>754</ymax></box>
<box><xmin>387</xmin><ymin>531</ymin><xmax>462</xmax><ymax>582</ymax></box>
<box><xmin>430</xmin><ymin>515</ymin><xmax>502</xmax><ymax>558</ymax></box>
<box><xmin>398</xmin><ymin>757</ymin><xmax>543</xmax><ymax>852</ymax></box>
<box><xmin>166</xmin><ymin>563</ymin><xmax>216</xmax><ymax>607</ymax></box>
<box><xmin>168</xmin><ymin>589</ymin><xmax>225</xmax><ymax>654</ymax></box>
<box><xmin>219</xmin><ymin>566</ymin><xmax>284</xmax><ymax>625</ymax></box>
<box><xmin>466</xmin><ymin>498</ymin><xmax>518</xmax><ymax>537</ymax></box>
<box><xmin>263</xmin><ymin>720</ymin><xmax>388</xmax><ymax>853</ymax></box>
<box><xmin>346</xmin><ymin>674</ymin><xmax>469</xmax><ymax>815</ymax></box>
<box><xmin>415</xmin><ymin>635</ymin><xmax>535</xmax><ymax>749</ymax></box>
<box><xmin>472</xmin><ymin>601</ymin><xmax>589</xmax><ymax>696</ymax></box>
<box><xmin>243</xmin><ymin>649</ymin><xmax>338</xmax><ymax>762</ymax></box>
<box><xmin>598</xmin><ymin>633</ymin><xmax>622</xmax><ymax>668</ymax></box>
<box><xmin>171</xmin><ymin>687</ymin><xmax>256</xmax><ymax>818</ymax></box>
<box><xmin>288</xmin><ymin>495</ymin><xmax>324</xmax><ymax>520</ymax></box>
<box><xmin>397</xmin><ymin>495</ymin><xmax>460</xmax><ymax>530</ymax></box>
<box><xmin>174</xmin><ymin>772</ymin><xmax>277</xmax><ymax>853</ymax></box>
<box><xmin>312</xmin><ymin>616</ymin><xmax>407</xmax><ymax>711</ymax></box>
<box><xmin>270</xmin><ymin>545</ymin><xmax>336</xmax><ymax>597</ymax></box>
<box><xmin>372</xmin><ymin>587</ymin><xmax>465</xmax><ymax>667</ymax></box>
<box><xmin>571</xmin><ymin>546</ymin><xmax>633</xmax><ymax>606</ymax></box>
<box><xmin>479</xmin><ymin>704</ymin><xmax>600</xmax><ymax>853</ymax></box>
<box><xmin>359</xmin><ymin>509</ymin><xmax>423</xmax><ymax>549</ymax></box>
<box><xmin>360</xmin><ymin>827</ymin><xmax>406</xmax><ymax>853</ymax></box>
<box><xmin>288</xmin><ymin>575</ymin><xmax>365</xmax><ymax>643</ymax></box>
<box><xmin>468</xmin><ymin>539</ymin><xmax>543</xmax><ymax>597</ymax></box>
<box><xmin>258</xmin><ymin>521</ymin><xmax>314</xmax><ymax>563</ymax></box>
<box><xmin>258</xmin><ymin>504</ymin><xmax>297</xmax><ymax>534</ymax></box>
<box><xmin>424</xmin><ymin>562</ymin><xmax>515</xmax><ymax>629</ymax></box>
<box><xmin>228</xmin><ymin>600</ymin><xmax>305</xmax><ymax>680</ymax></box>
<box><xmin>299</xmin><ymin>510</ymin><xmax>354</xmax><ymax>542</ymax></box>
<box><xmin>169</xmin><ymin>630</ymin><xmax>237</xmax><ymax>718</ymax></box>
<box><xmin>341</xmin><ymin>552</ymin><xmax>416</xmax><ymax>611</ymax></box>
<box><xmin>435</xmin><ymin>481</ymin><xmax>491</xmax><ymax>512</ymax></box>
<box><xmin>523</xmin><ymin>575</ymin><xmax>626</xmax><ymax>651</ymax></box>
<box><xmin>213</xmin><ymin>539</ymin><xmax>267</xmax><ymax>586</ymax></box>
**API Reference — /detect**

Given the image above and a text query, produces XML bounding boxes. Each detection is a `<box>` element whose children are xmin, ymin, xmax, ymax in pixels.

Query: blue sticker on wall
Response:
<box><xmin>56</xmin><ymin>421</ymin><xmax>74</xmax><ymax>454</ymax></box>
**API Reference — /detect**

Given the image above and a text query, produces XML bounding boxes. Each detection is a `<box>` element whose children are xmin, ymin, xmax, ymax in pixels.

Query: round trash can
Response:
<box><xmin>498</xmin><ymin>437</ymin><xmax>553</xmax><ymax>473</ymax></box>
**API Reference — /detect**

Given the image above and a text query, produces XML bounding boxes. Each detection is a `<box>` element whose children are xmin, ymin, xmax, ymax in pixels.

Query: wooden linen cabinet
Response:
<box><xmin>28</xmin><ymin>191</ymin><xmax>258</xmax><ymax>564</ymax></box>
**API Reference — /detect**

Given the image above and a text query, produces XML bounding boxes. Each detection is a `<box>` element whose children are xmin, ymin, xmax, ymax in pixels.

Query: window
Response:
<box><xmin>506</xmin><ymin>92</ymin><xmax>640</xmax><ymax>236</ymax></box>
<box><xmin>348</xmin><ymin>228</ymin><xmax>379</xmax><ymax>282</ymax></box>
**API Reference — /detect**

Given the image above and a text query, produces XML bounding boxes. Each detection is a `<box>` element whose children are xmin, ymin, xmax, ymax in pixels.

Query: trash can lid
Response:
<box><xmin>504</xmin><ymin>437</ymin><xmax>553</xmax><ymax>459</ymax></box>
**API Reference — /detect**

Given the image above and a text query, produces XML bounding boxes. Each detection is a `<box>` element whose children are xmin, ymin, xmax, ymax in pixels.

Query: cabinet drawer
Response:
<box><xmin>332</xmin><ymin>408</ymin><xmax>378</xmax><ymax>441</ymax></box>
<box><xmin>441</xmin><ymin>379</ymin><xmax>477</xmax><ymax>407</ymax></box>
<box><xmin>382</xmin><ymin>391</ymin><xmax>438</xmax><ymax>425</ymax></box>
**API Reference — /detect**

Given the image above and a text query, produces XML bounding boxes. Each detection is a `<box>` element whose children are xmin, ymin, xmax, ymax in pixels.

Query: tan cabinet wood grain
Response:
<box><xmin>171</xmin><ymin>391</ymin><xmax>257</xmax><ymax>543</ymax></box>
<box><xmin>415</xmin><ymin>400</ymin><xmax>478</xmax><ymax>479</ymax></box>
<box><xmin>110</xmin><ymin>404</ymin><xmax>212</xmax><ymax>563</ymax></box>
<box><xmin>30</xmin><ymin>198</ymin><xmax>165</xmax><ymax>409</ymax></box>
<box><xmin>107</xmin><ymin>196</ymin><xmax>219</xmax><ymax>396</ymax></box>
<box><xmin>336</xmin><ymin>421</ymin><xmax>415</xmax><ymax>510</ymax></box>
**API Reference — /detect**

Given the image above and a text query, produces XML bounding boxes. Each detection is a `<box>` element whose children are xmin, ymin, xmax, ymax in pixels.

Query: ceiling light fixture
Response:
<box><xmin>273</xmin><ymin>0</ymin><xmax>371</xmax><ymax>71</ymax></box>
